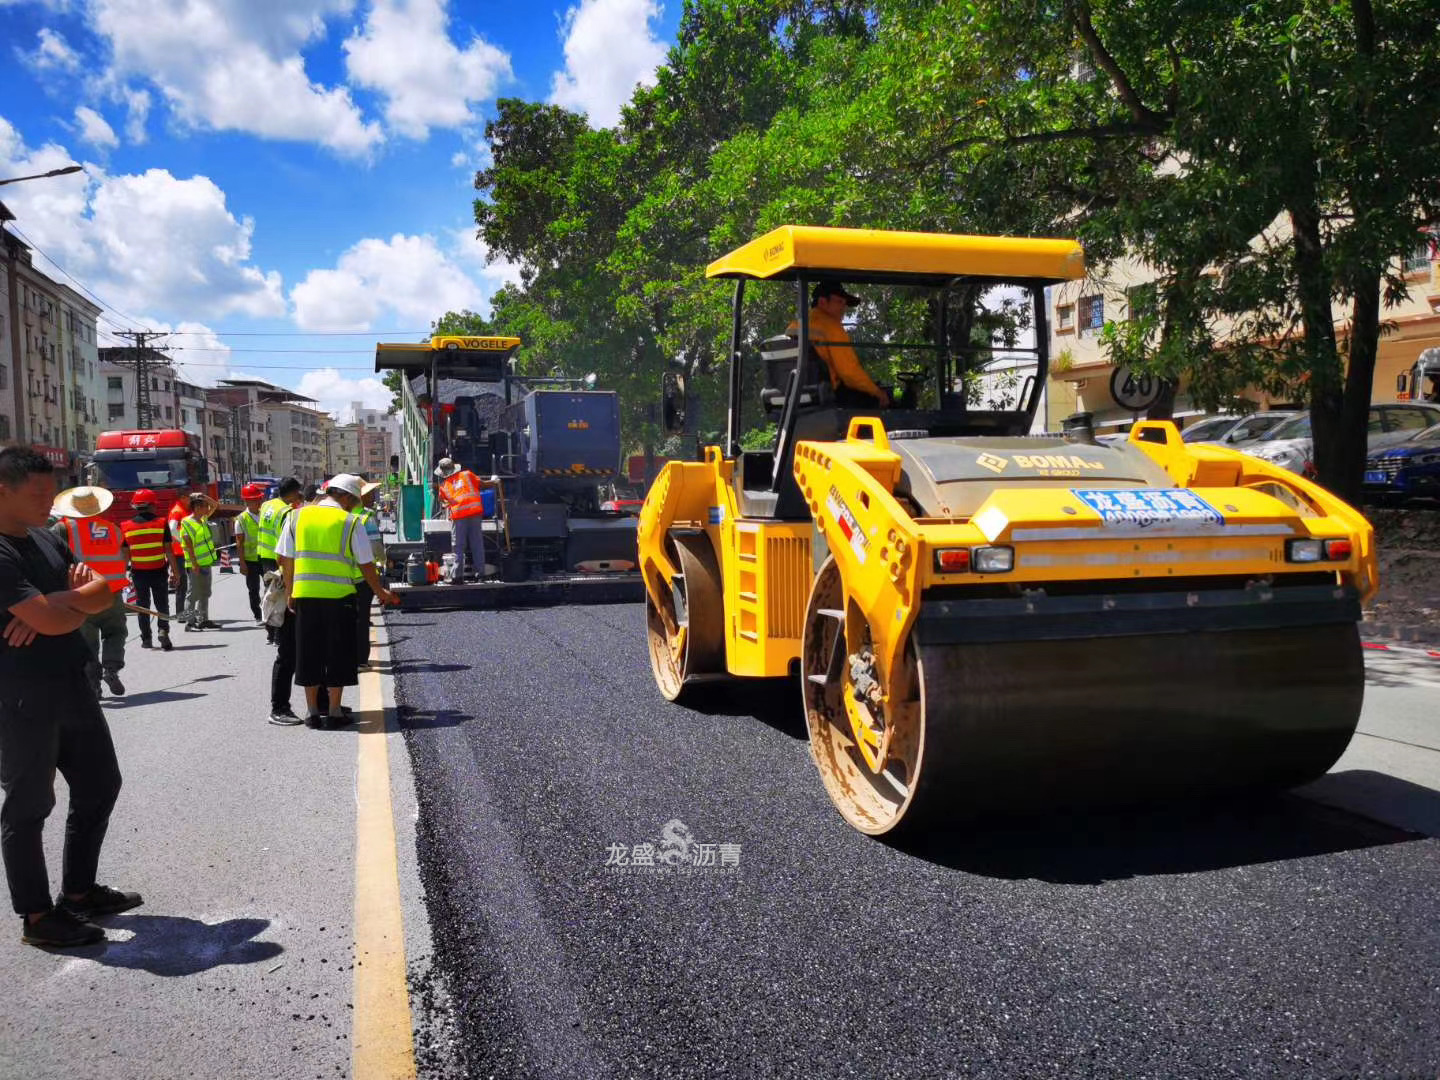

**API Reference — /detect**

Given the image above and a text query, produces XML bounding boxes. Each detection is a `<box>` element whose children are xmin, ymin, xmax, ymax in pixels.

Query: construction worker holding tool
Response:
<box><xmin>276</xmin><ymin>473</ymin><xmax>398</xmax><ymax>729</ymax></box>
<box><xmin>434</xmin><ymin>457</ymin><xmax>489</xmax><ymax>582</ymax></box>
<box><xmin>178</xmin><ymin>493</ymin><xmax>219</xmax><ymax>631</ymax></box>
<box><xmin>120</xmin><ymin>488</ymin><xmax>177</xmax><ymax>652</ymax></box>
<box><xmin>233</xmin><ymin>483</ymin><xmax>266</xmax><ymax>624</ymax></box>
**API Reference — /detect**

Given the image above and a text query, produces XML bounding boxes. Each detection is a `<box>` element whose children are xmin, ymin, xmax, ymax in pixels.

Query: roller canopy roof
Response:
<box><xmin>705</xmin><ymin>225</ymin><xmax>1085</xmax><ymax>287</ymax></box>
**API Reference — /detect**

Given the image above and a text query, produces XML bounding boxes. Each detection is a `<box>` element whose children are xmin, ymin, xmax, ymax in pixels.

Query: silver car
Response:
<box><xmin>1245</xmin><ymin>403</ymin><xmax>1440</xmax><ymax>474</ymax></box>
<box><xmin>1182</xmin><ymin>411</ymin><xmax>1301</xmax><ymax>447</ymax></box>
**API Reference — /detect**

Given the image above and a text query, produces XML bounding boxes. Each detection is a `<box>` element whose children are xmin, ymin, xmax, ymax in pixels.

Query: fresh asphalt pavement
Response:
<box><xmin>1</xmin><ymin>571</ymin><xmax>432</xmax><ymax>1080</ymax></box>
<box><xmin>390</xmin><ymin>602</ymin><xmax>1440</xmax><ymax>1080</ymax></box>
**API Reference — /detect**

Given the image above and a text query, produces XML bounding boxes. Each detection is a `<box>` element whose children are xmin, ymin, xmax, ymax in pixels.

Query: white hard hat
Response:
<box><xmin>325</xmin><ymin>473</ymin><xmax>365</xmax><ymax>498</ymax></box>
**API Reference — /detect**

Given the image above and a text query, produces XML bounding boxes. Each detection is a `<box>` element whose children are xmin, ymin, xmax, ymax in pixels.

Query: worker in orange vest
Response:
<box><xmin>166</xmin><ymin>492</ymin><xmax>191</xmax><ymax>622</ymax></box>
<box><xmin>51</xmin><ymin>486</ymin><xmax>129</xmax><ymax>698</ymax></box>
<box><xmin>433</xmin><ymin>457</ymin><xmax>492</xmax><ymax>582</ymax></box>
<box><xmin>120</xmin><ymin>488</ymin><xmax>179</xmax><ymax>652</ymax></box>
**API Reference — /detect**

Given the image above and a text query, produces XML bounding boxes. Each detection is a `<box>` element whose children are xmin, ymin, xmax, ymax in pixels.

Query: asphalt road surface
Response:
<box><xmin>390</xmin><ymin>603</ymin><xmax>1440</xmax><ymax>1080</ymax></box>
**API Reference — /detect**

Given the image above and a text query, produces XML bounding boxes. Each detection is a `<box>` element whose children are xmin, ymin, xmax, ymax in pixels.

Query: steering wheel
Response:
<box><xmin>893</xmin><ymin>370</ymin><xmax>929</xmax><ymax>409</ymax></box>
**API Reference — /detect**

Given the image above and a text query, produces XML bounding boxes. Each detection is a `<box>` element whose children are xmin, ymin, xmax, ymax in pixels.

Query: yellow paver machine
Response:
<box><xmin>638</xmin><ymin>226</ymin><xmax>1377</xmax><ymax>835</ymax></box>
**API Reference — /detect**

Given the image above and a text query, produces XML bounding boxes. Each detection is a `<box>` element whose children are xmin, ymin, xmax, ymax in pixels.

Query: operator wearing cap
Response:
<box><xmin>120</xmin><ymin>489</ymin><xmax>178</xmax><ymax>652</ymax></box>
<box><xmin>51</xmin><ymin>486</ymin><xmax>130</xmax><ymax>698</ymax></box>
<box><xmin>233</xmin><ymin>483</ymin><xmax>267</xmax><ymax>624</ymax></box>
<box><xmin>787</xmin><ymin>279</ymin><xmax>890</xmax><ymax>409</ymax></box>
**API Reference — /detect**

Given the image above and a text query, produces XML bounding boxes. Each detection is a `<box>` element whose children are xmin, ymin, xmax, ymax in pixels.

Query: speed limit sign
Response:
<box><xmin>1110</xmin><ymin>365</ymin><xmax>1166</xmax><ymax>410</ymax></box>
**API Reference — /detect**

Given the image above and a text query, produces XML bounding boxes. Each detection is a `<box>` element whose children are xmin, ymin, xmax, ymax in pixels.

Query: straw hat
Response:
<box><xmin>52</xmin><ymin>485</ymin><xmax>114</xmax><ymax>519</ymax></box>
<box><xmin>434</xmin><ymin>457</ymin><xmax>462</xmax><ymax>478</ymax></box>
<box><xmin>360</xmin><ymin>480</ymin><xmax>382</xmax><ymax>497</ymax></box>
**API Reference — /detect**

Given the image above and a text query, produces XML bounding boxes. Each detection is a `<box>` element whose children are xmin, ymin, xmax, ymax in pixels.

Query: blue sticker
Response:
<box><xmin>1071</xmin><ymin>488</ymin><xmax>1224</xmax><ymax>530</ymax></box>
<box><xmin>707</xmin><ymin>506</ymin><xmax>725</xmax><ymax>525</ymax></box>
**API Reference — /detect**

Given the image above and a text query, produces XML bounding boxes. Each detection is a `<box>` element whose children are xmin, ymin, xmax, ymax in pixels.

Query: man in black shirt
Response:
<box><xmin>0</xmin><ymin>447</ymin><xmax>142</xmax><ymax>948</ymax></box>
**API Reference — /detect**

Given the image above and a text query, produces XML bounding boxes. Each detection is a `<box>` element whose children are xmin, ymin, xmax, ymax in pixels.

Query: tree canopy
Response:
<box><xmin>438</xmin><ymin>0</ymin><xmax>1440</xmax><ymax>501</ymax></box>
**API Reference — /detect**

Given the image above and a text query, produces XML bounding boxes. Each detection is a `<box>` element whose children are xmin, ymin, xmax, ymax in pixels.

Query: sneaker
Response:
<box><xmin>303</xmin><ymin>714</ymin><xmax>324</xmax><ymax>729</ymax></box>
<box><xmin>57</xmin><ymin>884</ymin><xmax>143</xmax><ymax>918</ymax></box>
<box><xmin>269</xmin><ymin>707</ymin><xmax>302</xmax><ymax>726</ymax></box>
<box><xmin>199</xmin><ymin>621</ymin><xmax>221</xmax><ymax>630</ymax></box>
<box><xmin>21</xmin><ymin>908</ymin><xmax>104</xmax><ymax>948</ymax></box>
<box><xmin>159</xmin><ymin>635</ymin><xmax>173</xmax><ymax>652</ymax></box>
<box><xmin>139</xmin><ymin>639</ymin><xmax>153</xmax><ymax>650</ymax></box>
<box><xmin>102</xmin><ymin>670</ymin><xmax>125</xmax><ymax>696</ymax></box>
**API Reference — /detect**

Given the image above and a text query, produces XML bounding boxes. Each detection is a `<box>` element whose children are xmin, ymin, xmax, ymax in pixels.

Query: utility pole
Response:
<box><xmin>107</xmin><ymin>330</ymin><xmax>165</xmax><ymax>428</ymax></box>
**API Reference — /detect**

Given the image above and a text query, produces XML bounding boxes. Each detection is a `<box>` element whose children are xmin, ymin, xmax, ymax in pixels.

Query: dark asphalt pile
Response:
<box><xmin>389</xmin><ymin>603</ymin><xmax>1440</xmax><ymax>1079</ymax></box>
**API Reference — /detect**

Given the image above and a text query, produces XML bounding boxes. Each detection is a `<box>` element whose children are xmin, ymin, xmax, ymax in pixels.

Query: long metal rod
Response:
<box><xmin>770</xmin><ymin>277</ymin><xmax>809</xmax><ymax>492</ymax></box>
<box><xmin>726</xmin><ymin>279</ymin><xmax>745</xmax><ymax>458</ymax></box>
<box><xmin>1027</xmin><ymin>285</ymin><xmax>1050</xmax><ymax>422</ymax></box>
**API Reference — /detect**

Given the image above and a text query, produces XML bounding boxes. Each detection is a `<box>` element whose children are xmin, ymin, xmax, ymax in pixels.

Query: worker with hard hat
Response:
<box><xmin>233</xmin><ymin>483</ymin><xmax>267</xmax><ymax>625</ymax></box>
<box><xmin>166</xmin><ymin>492</ymin><xmax>190</xmax><ymax>622</ymax></box>
<box><xmin>50</xmin><ymin>485</ymin><xmax>130</xmax><ymax>698</ymax></box>
<box><xmin>434</xmin><ymin>457</ymin><xmax>492</xmax><ymax>583</ymax></box>
<box><xmin>256</xmin><ymin>477</ymin><xmax>303</xmax><ymax>646</ymax></box>
<box><xmin>275</xmin><ymin>473</ymin><xmax>397</xmax><ymax>728</ymax></box>
<box><xmin>350</xmin><ymin>480</ymin><xmax>383</xmax><ymax>667</ymax></box>
<box><xmin>120</xmin><ymin>488</ymin><xmax>178</xmax><ymax>651</ymax></box>
<box><xmin>178</xmin><ymin>493</ymin><xmax>219</xmax><ymax>631</ymax></box>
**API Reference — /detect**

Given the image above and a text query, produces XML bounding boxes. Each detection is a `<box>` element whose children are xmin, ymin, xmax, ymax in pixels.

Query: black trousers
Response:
<box><xmin>243</xmin><ymin>564</ymin><xmax>263</xmax><ymax>620</ymax></box>
<box><xmin>172</xmin><ymin>554</ymin><xmax>188</xmax><ymax>619</ymax></box>
<box><xmin>131</xmin><ymin>567</ymin><xmax>171</xmax><ymax>640</ymax></box>
<box><xmin>271</xmin><ymin>608</ymin><xmax>296</xmax><ymax>712</ymax></box>
<box><xmin>0</xmin><ymin>677</ymin><xmax>123</xmax><ymax>915</ymax></box>
<box><xmin>354</xmin><ymin>581</ymin><xmax>373</xmax><ymax>666</ymax></box>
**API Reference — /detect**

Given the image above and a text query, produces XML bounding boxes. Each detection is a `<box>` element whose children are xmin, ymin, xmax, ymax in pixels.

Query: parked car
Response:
<box><xmin>1181</xmin><ymin>410</ymin><xmax>1301</xmax><ymax>447</ymax></box>
<box><xmin>1245</xmin><ymin>402</ymin><xmax>1440</xmax><ymax>474</ymax></box>
<box><xmin>1361</xmin><ymin>421</ymin><xmax>1440</xmax><ymax>504</ymax></box>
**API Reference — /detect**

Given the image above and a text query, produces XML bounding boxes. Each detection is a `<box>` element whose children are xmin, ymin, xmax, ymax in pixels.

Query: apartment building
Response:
<box><xmin>214</xmin><ymin>379</ymin><xmax>327</xmax><ymax>484</ymax></box>
<box><xmin>326</xmin><ymin>423</ymin><xmax>362</xmax><ymax>475</ymax></box>
<box><xmin>1047</xmin><ymin>235</ymin><xmax>1440</xmax><ymax>432</ymax></box>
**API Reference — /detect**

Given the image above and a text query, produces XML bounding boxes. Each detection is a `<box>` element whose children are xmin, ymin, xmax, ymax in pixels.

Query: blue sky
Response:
<box><xmin>0</xmin><ymin>0</ymin><xmax>680</xmax><ymax>418</ymax></box>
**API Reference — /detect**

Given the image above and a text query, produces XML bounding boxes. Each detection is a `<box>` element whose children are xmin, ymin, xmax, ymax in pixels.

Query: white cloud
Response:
<box><xmin>448</xmin><ymin>227</ymin><xmax>522</xmax><ymax>293</ymax></box>
<box><xmin>117</xmin><ymin>86</ymin><xmax>151</xmax><ymax>144</ymax></box>
<box><xmin>87</xmin><ymin>0</ymin><xmax>382</xmax><ymax>155</ymax></box>
<box><xmin>344</xmin><ymin>0</ymin><xmax>511</xmax><ymax>139</ymax></box>
<box><xmin>296</xmin><ymin>368</ymin><xmax>392</xmax><ymax>421</ymax></box>
<box><xmin>290</xmin><ymin>232</ymin><xmax>506</xmax><ymax>331</ymax></box>
<box><xmin>20</xmin><ymin>27</ymin><xmax>81</xmax><ymax>72</ymax></box>
<box><xmin>74</xmin><ymin>106</ymin><xmax>118</xmax><ymax>149</ymax></box>
<box><xmin>549</xmin><ymin>0</ymin><xmax>667</xmax><ymax>128</ymax></box>
<box><xmin>0</xmin><ymin>116</ymin><xmax>286</xmax><ymax>322</ymax></box>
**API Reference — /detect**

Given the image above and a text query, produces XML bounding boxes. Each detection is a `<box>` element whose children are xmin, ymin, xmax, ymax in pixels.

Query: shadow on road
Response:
<box><xmin>105</xmin><ymin>673</ymin><xmax>235</xmax><ymax>709</ymax></box>
<box><xmin>391</xmin><ymin>662</ymin><xmax>471</xmax><ymax>675</ymax></box>
<box><xmin>1300</xmin><ymin>769</ymin><xmax>1440</xmax><ymax>837</ymax></box>
<box><xmin>891</xmin><ymin>794</ymin><xmax>1419</xmax><ymax>885</ymax></box>
<box><xmin>167</xmin><ymin>643</ymin><xmax>226</xmax><ymax>651</ymax></box>
<box><xmin>56</xmin><ymin>914</ymin><xmax>282</xmax><ymax>975</ymax></box>
<box><xmin>680</xmin><ymin>677</ymin><xmax>805</xmax><ymax>739</ymax></box>
<box><xmin>396</xmin><ymin>704</ymin><xmax>471</xmax><ymax>731</ymax></box>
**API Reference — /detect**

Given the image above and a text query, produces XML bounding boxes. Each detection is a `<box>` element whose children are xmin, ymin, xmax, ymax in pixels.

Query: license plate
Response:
<box><xmin>1364</xmin><ymin>470</ymin><xmax>1387</xmax><ymax>484</ymax></box>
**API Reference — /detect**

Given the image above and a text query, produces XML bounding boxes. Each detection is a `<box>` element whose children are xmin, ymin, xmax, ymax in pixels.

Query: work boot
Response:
<box><xmin>139</xmin><ymin>638</ymin><xmax>153</xmax><ymax>649</ymax></box>
<box><xmin>159</xmin><ymin>634</ymin><xmax>173</xmax><ymax>652</ymax></box>
<box><xmin>56</xmin><ymin>884</ymin><xmax>143</xmax><ymax>918</ymax></box>
<box><xmin>21</xmin><ymin>908</ymin><xmax>104</xmax><ymax>948</ymax></box>
<box><xmin>102</xmin><ymin>669</ymin><xmax>125</xmax><ymax>696</ymax></box>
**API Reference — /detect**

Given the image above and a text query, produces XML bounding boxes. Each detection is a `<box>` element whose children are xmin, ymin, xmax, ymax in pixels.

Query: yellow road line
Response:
<box><xmin>352</xmin><ymin>630</ymin><xmax>417</xmax><ymax>1080</ymax></box>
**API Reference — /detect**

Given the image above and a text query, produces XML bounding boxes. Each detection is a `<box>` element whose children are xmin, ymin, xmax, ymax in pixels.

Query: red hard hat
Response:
<box><xmin>241</xmin><ymin>483</ymin><xmax>265</xmax><ymax>499</ymax></box>
<box><xmin>131</xmin><ymin>488</ymin><xmax>157</xmax><ymax>506</ymax></box>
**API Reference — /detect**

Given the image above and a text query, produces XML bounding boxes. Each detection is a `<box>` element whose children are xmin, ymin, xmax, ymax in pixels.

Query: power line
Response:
<box><xmin>6</xmin><ymin>224</ymin><xmax>157</xmax><ymax>333</ymax></box>
<box><xmin>162</xmin><ymin>329</ymin><xmax>431</xmax><ymax>337</ymax></box>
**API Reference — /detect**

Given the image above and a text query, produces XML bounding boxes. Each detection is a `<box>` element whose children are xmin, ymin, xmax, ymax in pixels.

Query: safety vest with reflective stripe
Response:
<box><xmin>235</xmin><ymin>509</ymin><xmax>261</xmax><ymax>560</ymax></box>
<box><xmin>120</xmin><ymin>517</ymin><xmax>169</xmax><ymax>571</ymax></box>
<box><xmin>66</xmin><ymin>517</ymin><xmax>129</xmax><ymax>593</ymax></box>
<box><xmin>349</xmin><ymin>508</ymin><xmax>375</xmax><ymax>582</ymax></box>
<box><xmin>256</xmin><ymin>497</ymin><xmax>289</xmax><ymax>560</ymax></box>
<box><xmin>179</xmin><ymin>515</ymin><xmax>217</xmax><ymax>569</ymax></box>
<box><xmin>168</xmin><ymin>502</ymin><xmax>188</xmax><ymax>556</ymax></box>
<box><xmin>439</xmin><ymin>470</ymin><xmax>487</xmax><ymax>520</ymax></box>
<box><xmin>292</xmin><ymin>505</ymin><xmax>359</xmax><ymax>599</ymax></box>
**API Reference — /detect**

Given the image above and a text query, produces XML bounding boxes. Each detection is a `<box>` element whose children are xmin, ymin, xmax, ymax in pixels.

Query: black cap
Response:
<box><xmin>812</xmin><ymin>279</ymin><xmax>861</xmax><ymax>306</ymax></box>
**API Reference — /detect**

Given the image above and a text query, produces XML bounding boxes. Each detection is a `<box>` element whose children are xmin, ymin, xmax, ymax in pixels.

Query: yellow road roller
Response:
<box><xmin>638</xmin><ymin>225</ymin><xmax>1377</xmax><ymax>835</ymax></box>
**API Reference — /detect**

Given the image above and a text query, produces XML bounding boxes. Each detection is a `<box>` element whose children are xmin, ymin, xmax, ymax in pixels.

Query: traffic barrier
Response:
<box><xmin>219</xmin><ymin>549</ymin><xmax>234</xmax><ymax>574</ymax></box>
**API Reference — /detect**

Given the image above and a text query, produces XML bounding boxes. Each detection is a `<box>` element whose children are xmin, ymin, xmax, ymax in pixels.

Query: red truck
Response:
<box><xmin>88</xmin><ymin>430</ymin><xmax>219</xmax><ymax>523</ymax></box>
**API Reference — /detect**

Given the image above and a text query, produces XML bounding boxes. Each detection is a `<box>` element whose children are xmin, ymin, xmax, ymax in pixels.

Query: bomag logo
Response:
<box><xmin>1014</xmin><ymin>454</ymin><xmax>1105</xmax><ymax>470</ymax></box>
<box><xmin>976</xmin><ymin>453</ymin><xmax>1009</xmax><ymax>474</ymax></box>
<box><xmin>763</xmin><ymin>241</ymin><xmax>787</xmax><ymax>261</ymax></box>
<box><xmin>567</xmin><ymin>420</ymin><xmax>591</xmax><ymax>430</ymax></box>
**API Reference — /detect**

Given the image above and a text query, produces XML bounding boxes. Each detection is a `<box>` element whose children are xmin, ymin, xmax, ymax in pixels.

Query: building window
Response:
<box><xmin>164</xmin><ymin>405</ymin><xmax>173</xmax><ymax>419</ymax></box>
<box><xmin>1057</xmin><ymin>304</ymin><xmax>1074</xmax><ymax>331</ymax></box>
<box><xmin>1078</xmin><ymin>295</ymin><xmax>1105</xmax><ymax>335</ymax></box>
<box><xmin>150</xmin><ymin>377</ymin><xmax>158</xmax><ymax>390</ymax></box>
<box><xmin>1403</xmin><ymin>240</ymin><xmax>1432</xmax><ymax>274</ymax></box>
<box><xmin>108</xmin><ymin>376</ymin><xmax>123</xmax><ymax>391</ymax></box>
<box><xmin>0</xmin><ymin>416</ymin><xmax>8</xmax><ymax>441</ymax></box>
<box><xmin>108</xmin><ymin>403</ymin><xmax>125</xmax><ymax>421</ymax></box>
<box><xmin>1126</xmin><ymin>283</ymin><xmax>1158</xmax><ymax>321</ymax></box>
<box><xmin>0</xmin><ymin>365</ymin><xmax>6</xmax><ymax>391</ymax></box>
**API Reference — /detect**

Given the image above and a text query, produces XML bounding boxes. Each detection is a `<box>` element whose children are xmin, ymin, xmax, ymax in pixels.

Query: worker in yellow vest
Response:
<box><xmin>275</xmin><ymin>473</ymin><xmax>397</xmax><ymax>728</ymax></box>
<box><xmin>119</xmin><ymin>488</ymin><xmax>178</xmax><ymax>652</ymax></box>
<box><xmin>178</xmin><ymin>493</ymin><xmax>219</xmax><ymax>631</ymax></box>
<box><xmin>233</xmin><ymin>483</ymin><xmax>267</xmax><ymax>624</ymax></box>
<box><xmin>51</xmin><ymin>486</ymin><xmax>129</xmax><ymax>698</ymax></box>
<box><xmin>256</xmin><ymin>477</ymin><xmax>303</xmax><ymax>646</ymax></box>
<box><xmin>350</xmin><ymin>480</ymin><xmax>383</xmax><ymax>667</ymax></box>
